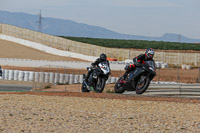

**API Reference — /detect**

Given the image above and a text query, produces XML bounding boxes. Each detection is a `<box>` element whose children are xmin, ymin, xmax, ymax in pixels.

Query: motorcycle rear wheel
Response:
<box><xmin>114</xmin><ymin>77</ymin><xmax>126</xmax><ymax>93</ymax></box>
<box><xmin>135</xmin><ymin>77</ymin><xmax>150</xmax><ymax>94</ymax></box>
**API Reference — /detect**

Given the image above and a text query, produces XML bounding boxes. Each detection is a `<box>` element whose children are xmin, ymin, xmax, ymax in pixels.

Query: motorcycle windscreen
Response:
<box><xmin>98</xmin><ymin>61</ymin><xmax>110</xmax><ymax>75</ymax></box>
<box><xmin>145</xmin><ymin>61</ymin><xmax>156</xmax><ymax>68</ymax></box>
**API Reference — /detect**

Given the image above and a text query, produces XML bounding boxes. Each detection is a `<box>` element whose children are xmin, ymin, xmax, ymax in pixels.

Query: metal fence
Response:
<box><xmin>0</xmin><ymin>23</ymin><xmax>200</xmax><ymax>66</ymax></box>
<box><xmin>1</xmin><ymin>65</ymin><xmax>200</xmax><ymax>92</ymax></box>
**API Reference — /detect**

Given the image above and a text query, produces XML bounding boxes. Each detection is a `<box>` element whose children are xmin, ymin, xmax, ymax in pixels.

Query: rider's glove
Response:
<box><xmin>91</xmin><ymin>63</ymin><xmax>95</xmax><ymax>67</ymax></box>
<box><xmin>135</xmin><ymin>61</ymin><xmax>142</xmax><ymax>67</ymax></box>
<box><xmin>124</xmin><ymin>65</ymin><xmax>129</xmax><ymax>70</ymax></box>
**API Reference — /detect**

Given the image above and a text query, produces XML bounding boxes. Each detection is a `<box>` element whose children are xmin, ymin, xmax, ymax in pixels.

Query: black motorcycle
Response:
<box><xmin>0</xmin><ymin>66</ymin><xmax>2</xmax><ymax>77</ymax></box>
<box><xmin>82</xmin><ymin>61</ymin><xmax>110</xmax><ymax>93</ymax></box>
<box><xmin>114</xmin><ymin>60</ymin><xmax>156</xmax><ymax>94</ymax></box>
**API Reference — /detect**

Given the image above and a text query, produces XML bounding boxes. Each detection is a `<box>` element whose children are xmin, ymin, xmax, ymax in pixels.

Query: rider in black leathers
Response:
<box><xmin>122</xmin><ymin>48</ymin><xmax>155</xmax><ymax>80</ymax></box>
<box><xmin>85</xmin><ymin>53</ymin><xmax>110</xmax><ymax>83</ymax></box>
<box><xmin>0</xmin><ymin>66</ymin><xmax>2</xmax><ymax>77</ymax></box>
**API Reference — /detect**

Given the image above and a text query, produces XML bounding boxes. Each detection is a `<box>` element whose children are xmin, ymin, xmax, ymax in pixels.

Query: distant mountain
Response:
<box><xmin>0</xmin><ymin>10</ymin><xmax>200</xmax><ymax>43</ymax></box>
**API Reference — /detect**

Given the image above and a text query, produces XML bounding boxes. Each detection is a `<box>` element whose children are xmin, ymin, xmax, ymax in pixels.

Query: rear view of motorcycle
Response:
<box><xmin>82</xmin><ymin>61</ymin><xmax>110</xmax><ymax>93</ymax></box>
<box><xmin>114</xmin><ymin>61</ymin><xmax>156</xmax><ymax>94</ymax></box>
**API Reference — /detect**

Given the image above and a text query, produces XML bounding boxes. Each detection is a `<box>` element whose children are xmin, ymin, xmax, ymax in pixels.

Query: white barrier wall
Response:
<box><xmin>49</xmin><ymin>72</ymin><xmax>54</xmax><ymax>83</ymax></box>
<box><xmin>18</xmin><ymin>71</ymin><xmax>24</xmax><ymax>81</ymax></box>
<box><xmin>1</xmin><ymin>23</ymin><xmax>200</xmax><ymax>65</ymax></box>
<box><xmin>4</xmin><ymin>70</ymin><xmax>9</xmax><ymax>80</ymax></box>
<box><xmin>34</xmin><ymin>72</ymin><xmax>39</xmax><ymax>82</ymax></box>
<box><xmin>44</xmin><ymin>72</ymin><xmax>49</xmax><ymax>83</ymax></box>
<box><xmin>59</xmin><ymin>74</ymin><xmax>64</xmax><ymax>84</ymax></box>
<box><xmin>29</xmin><ymin>72</ymin><xmax>34</xmax><ymax>81</ymax></box>
<box><xmin>14</xmin><ymin>70</ymin><xmax>19</xmax><ymax>80</ymax></box>
<box><xmin>0</xmin><ymin>34</ymin><xmax>98</xmax><ymax>62</ymax></box>
<box><xmin>0</xmin><ymin>69</ymin><xmax>118</xmax><ymax>85</ymax></box>
<box><xmin>8</xmin><ymin>70</ymin><xmax>14</xmax><ymax>80</ymax></box>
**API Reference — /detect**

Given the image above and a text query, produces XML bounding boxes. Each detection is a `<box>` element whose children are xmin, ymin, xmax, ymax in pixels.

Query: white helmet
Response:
<box><xmin>145</xmin><ymin>48</ymin><xmax>155</xmax><ymax>60</ymax></box>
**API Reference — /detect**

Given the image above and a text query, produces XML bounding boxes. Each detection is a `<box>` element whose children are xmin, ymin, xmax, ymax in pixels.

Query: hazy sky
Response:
<box><xmin>0</xmin><ymin>0</ymin><xmax>200</xmax><ymax>39</ymax></box>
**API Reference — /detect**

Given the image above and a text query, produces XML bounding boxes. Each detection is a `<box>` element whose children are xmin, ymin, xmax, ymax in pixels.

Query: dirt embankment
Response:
<box><xmin>0</xmin><ymin>39</ymin><xmax>88</xmax><ymax>62</ymax></box>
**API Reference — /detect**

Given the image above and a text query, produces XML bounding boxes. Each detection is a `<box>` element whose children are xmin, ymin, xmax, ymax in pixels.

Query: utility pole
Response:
<box><xmin>36</xmin><ymin>9</ymin><xmax>43</xmax><ymax>32</ymax></box>
<box><xmin>178</xmin><ymin>34</ymin><xmax>181</xmax><ymax>42</ymax></box>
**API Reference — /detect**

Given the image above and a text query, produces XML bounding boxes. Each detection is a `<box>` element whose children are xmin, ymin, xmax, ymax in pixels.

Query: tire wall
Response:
<box><xmin>0</xmin><ymin>69</ymin><xmax>118</xmax><ymax>84</ymax></box>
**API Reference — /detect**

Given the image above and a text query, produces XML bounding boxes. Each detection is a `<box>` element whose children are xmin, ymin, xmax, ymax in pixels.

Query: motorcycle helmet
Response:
<box><xmin>145</xmin><ymin>48</ymin><xmax>155</xmax><ymax>60</ymax></box>
<box><xmin>100</xmin><ymin>53</ymin><xmax>107</xmax><ymax>61</ymax></box>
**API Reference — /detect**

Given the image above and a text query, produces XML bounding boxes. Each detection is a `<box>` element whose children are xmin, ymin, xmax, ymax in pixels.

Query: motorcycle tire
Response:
<box><xmin>81</xmin><ymin>82</ymin><xmax>90</xmax><ymax>92</ymax></box>
<box><xmin>114</xmin><ymin>77</ymin><xmax>126</xmax><ymax>93</ymax></box>
<box><xmin>95</xmin><ymin>78</ymin><xmax>105</xmax><ymax>93</ymax></box>
<box><xmin>135</xmin><ymin>77</ymin><xmax>150</xmax><ymax>94</ymax></box>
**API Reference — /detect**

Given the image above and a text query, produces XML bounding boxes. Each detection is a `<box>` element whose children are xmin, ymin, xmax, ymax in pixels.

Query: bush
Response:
<box><xmin>60</xmin><ymin>36</ymin><xmax>200</xmax><ymax>51</ymax></box>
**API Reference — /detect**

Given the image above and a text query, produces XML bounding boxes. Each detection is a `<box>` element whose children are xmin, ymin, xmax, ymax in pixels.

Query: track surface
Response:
<box><xmin>0</xmin><ymin>83</ymin><xmax>200</xmax><ymax>102</ymax></box>
<box><xmin>0</xmin><ymin>91</ymin><xmax>200</xmax><ymax>104</ymax></box>
<box><xmin>0</xmin><ymin>84</ymin><xmax>32</xmax><ymax>92</ymax></box>
<box><xmin>123</xmin><ymin>83</ymin><xmax>200</xmax><ymax>98</ymax></box>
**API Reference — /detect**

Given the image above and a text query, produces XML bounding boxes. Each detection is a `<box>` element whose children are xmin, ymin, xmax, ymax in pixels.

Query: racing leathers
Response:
<box><xmin>122</xmin><ymin>54</ymin><xmax>155</xmax><ymax>79</ymax></box>
<box><xmin>0</xmin><ymin>66</ymin><xmax>2</xmax><ymax>77</ymax></box>
<box><xmin>85</xmin><ymin>58</ymin><xmax>110</xmax><ymax>82</ymax></box>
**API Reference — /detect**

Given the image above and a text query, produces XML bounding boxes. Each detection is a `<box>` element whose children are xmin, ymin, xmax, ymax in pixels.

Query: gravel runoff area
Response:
<box><xmin>0</xmin><ymin>92</ymin><xmax>200</xmax><ymax>133</ymax></box>
<box><xmin>1</xmin><ymin>38</ymin><xmax>200</xmax><ymax>132</ymax></box>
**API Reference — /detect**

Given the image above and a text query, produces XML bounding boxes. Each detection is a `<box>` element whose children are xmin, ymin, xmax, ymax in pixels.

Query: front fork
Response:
<box><xmin>138</xmin><ymin>76</ymin><xmax>146</xmax><ymax>85</ymax></box>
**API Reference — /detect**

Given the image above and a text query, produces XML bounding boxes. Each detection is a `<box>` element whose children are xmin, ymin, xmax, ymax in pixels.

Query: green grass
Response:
<box><xmin>60</xmin><ymin>36</ymin><xmax>200</xmax><ymax>51</ymax></box>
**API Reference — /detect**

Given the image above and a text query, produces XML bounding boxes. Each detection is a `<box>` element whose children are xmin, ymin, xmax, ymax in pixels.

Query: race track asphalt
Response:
<box><xmin>0</xmin><ymin>84</ymin><xmax>32</xmax><ymax>92</ymax></box>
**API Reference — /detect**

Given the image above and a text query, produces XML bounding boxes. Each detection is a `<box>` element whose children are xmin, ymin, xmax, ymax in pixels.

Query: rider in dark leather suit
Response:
<box><xmin>122</xmin><ymin>48</ymin><xmax>155</xmax><ymax>80</ymax></box>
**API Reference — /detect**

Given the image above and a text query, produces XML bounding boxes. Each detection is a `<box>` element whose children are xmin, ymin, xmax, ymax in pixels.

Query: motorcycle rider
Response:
<box><xmin>122</xmin><ymin>48</ymin><xmax>155</xmax><ymax>80</ymax></box>
<box><xmin>85</xmin><ymin>53</ymin><xmax>110</xmax><ymax>83</ymax></box>
<box><xmin>0</xmin><ymin>66</ymin><xmax>2</xmax><ymax>77</ymax></box>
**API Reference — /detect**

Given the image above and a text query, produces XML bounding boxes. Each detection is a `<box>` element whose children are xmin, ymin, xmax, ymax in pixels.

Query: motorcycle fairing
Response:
<box><xmin>129</xmin><ymin>67</ymin><xmax>145</xmax><ymax>81</ymax></box>
<box><xmin>98</xmin><ymin>61</ymin><xmax>110</xmax><ymax>75</ymax></box>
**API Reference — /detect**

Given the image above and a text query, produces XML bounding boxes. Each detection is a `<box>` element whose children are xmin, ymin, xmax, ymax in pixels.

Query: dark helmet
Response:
<box><xmin>100</xmin><ymin>53</ymin><xmax>107</xmax><ymax>61</ymax></box>
<box><xmin>145</xmin><ymin>48</ymin><xmax>155</xmax><ymax>60</ymax></box>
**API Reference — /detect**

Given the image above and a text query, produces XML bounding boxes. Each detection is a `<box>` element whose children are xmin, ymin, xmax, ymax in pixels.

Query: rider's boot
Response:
<box><xmin>85</xmin><ymin>74</ymin><xmax>90</xmax><ymax>83</ymax></box>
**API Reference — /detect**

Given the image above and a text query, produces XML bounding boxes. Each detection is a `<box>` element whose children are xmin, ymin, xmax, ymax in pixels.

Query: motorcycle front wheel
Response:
<box><xmin>135</xmin><ymin>77</ymin><xmax>150</xmax><ymax>94</ymax></box>
<box><xmin>81</xmin><ymin>81</ymin><xmax>90</xmax><ymax>93</ymax></box>
<box><xmin>95</xmin><ymin>78</ymin><xmax>106</xmax><ymax>93</ymax></box>
<box><xmin>114</xmin><ymin>77</ymin><xmax>126</xmax><ymax>93</ymax></box>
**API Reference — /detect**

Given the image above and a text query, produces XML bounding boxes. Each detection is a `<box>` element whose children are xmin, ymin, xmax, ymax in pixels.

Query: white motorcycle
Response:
<box><xmin>82</xmin><ymin>61</ymin><xmax>110</xmax><ymax>93</ymax></box>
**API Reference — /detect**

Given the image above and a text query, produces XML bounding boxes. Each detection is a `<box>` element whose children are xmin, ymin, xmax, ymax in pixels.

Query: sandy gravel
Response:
<box><xmin>0</xmin><ymin>93</ymin><xmax>200</xmax><ymax>133</ymax></box>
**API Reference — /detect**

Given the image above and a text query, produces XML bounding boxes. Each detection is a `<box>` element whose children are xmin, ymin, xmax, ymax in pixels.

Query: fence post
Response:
<box><xmin>194</xmin><ymin>53</ymin><xmax>198</xmax><ymax>66</ymax></box>
<box><xmin>161</xmin><ymin>52</ymin><xmax>164</xmax><ymax>63</ymax></box>
<box><xmin>0</xmin><ymin>23</ymin><xmax>2</xmax><ymax>34</ymax></box>
<box><xmin>157</xmin><ymin>68</ymin><xmax>160</xmax><ymax>82</ymax></box>
<box><xmin>177</xmin><ymin>66</ymin><xmax>179</xmax><ymax>83</ymax></box>
<box><xmin>128</xmin><ymin>50</ymin><xmax>130</xmax><ymax>59</ymax></box>
<box><xmin>32</xmin><ymin>67</ymin><xmax>35</xmax><ymax>89</ymax></box>
<box><xmin>198</xmin><ymin>67</ymin><xmax>200</xmax><ymax>83</ymax></box>
<box><xmin>65</xmin><ymin>66</ymin><xmax>67</xmax><ymax>92</ymax></box>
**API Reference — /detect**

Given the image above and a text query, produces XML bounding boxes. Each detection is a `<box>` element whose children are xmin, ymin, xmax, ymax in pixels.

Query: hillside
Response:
<box><xmin>1</xmin><ymin>10</ymin><xmax>200</xmax><ymax>43</ymax></box>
